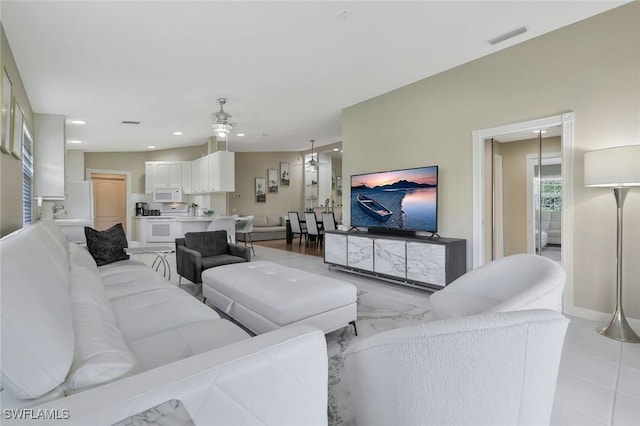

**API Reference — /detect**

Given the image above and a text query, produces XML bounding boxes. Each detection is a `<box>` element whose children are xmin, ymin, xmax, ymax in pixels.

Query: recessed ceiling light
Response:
<box><xmin>236</xmin><ymin>133</ymin><xmax>245</xmax><ymax>137</ymax></box>
<box><xmin>67</xmin><ymin>140</ymin><xmax>82</xmax><ymax>144</ymax></box>
<box><xmin>173</xmin><ymin>131</ymin><xmax>183</xmax><ymax>136</ymax></box>
<box><xmin>147</xmin><ymin>145</ymin><xmax>156</xmax><ymax>149</ymax></box>
<box><xmin>70</xmin><ymin>120</ymin><xmax>86</xmax><ymax>125</ymax></box>
<box><xmin>333</xmin><ymin>148</ymin><xmax>339</xmax><ymax>151</ymax></box>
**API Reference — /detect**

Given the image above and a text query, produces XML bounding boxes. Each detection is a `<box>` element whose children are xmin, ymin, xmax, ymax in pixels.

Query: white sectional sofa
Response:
<box><xmin>0</xmin><ymin>220</ymin><xmax>328</xmax><ymax>425</ymax></box>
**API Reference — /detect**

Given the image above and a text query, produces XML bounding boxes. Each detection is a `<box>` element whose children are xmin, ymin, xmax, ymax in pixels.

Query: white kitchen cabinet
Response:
<box><xmin>199</xmin><ymin>156</ymin><xmax>209</xmax><ymax>192</ymax></box>
<box><xmin>190</xmin><ymin>157</ymin><xmax>201</xmax><ymax>193</ymax></box>
<box><xmin>180</xmin><ymin>161</ymin><xmax>192</xmax><ymax>194</ymax></box>
<box><xmin>146</xmin><ymin>154</ymin><xmax>234</xmax><ymax>195</ymax></box>
<box><xmin>34</xmin><ymin>113</ymin><xmax>66</xmax><ymax>199</ymax></box>
<box><xmin>208</xmin><ymin>151</ymin><xmax>235</xmax><ymax>192</ymax></box>
<box><xmin>189</xmin><ymin>156</ymin><xmax>209</xmax><ymax>193</ymax></box>
<box><xmin>144</xmin><ymin>161</ymin><xmax>182</xmax><ymax>193</ymax></box>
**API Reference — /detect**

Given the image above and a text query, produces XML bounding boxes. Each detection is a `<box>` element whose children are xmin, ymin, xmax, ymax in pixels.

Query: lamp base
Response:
<box><xmin>597</xmin><ymin>305</ymin><xmax>640</xmax><ymax>343</ymax></box>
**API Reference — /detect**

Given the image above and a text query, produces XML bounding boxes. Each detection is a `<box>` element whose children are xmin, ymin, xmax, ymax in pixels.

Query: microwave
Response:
<box><xmin>153</xmin><ymin>187</ymin><xmax>183</xmax><ymax>203</ymax></box>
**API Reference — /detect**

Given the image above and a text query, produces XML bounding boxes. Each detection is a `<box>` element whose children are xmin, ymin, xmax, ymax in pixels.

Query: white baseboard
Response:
<box><xmin>567</xmin><ymin>306</ymin><xmax>640</xmax><ymax>330</ymax></box>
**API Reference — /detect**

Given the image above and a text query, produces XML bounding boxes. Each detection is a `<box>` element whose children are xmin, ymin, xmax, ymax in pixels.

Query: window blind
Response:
<box><xmin>22</xmin><ymin>126</ymin><xmax>33</xmax><ymax>226</ymax></box>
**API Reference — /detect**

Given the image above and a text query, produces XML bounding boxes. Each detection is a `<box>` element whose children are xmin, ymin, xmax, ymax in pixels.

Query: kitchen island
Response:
<box><xmin>134</xmin><ymin>216</ymin><xmax>248</xmax><ymax>246</ymax></box>
<box><xmin>135</xmin><ymin>216</ymin><xmax>215</xmax><ymax>246</ymax></box>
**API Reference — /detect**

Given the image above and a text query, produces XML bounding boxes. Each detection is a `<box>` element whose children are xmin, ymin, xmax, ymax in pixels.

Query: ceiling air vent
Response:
<box><xmin>488</xmin><ymin>26</ymin><xmax>528</xmax><ymax>45</ymax></box>
<box><xmin>121</xmin><ymin>120</ymin><xmax>141</xmax><ymax>125</ymax></box>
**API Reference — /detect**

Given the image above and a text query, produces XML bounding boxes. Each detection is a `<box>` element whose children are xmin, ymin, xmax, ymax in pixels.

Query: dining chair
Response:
<box><xmin>320</xmin><ymin>211</ymin><xmax>337</xmax><ymax>231</ymax></box>
<box><xmin>235</xmin><ymin>215</ymin><xmax>255</xmax><ymax>256</ymax></box>
<box><xmin>288</xmin><ymin>211</ymin><xmax>307</xmax><ymax>247</ymax></box>
<box><xmin>304</xmin><ymin>211</ymin><xmax>323</xmax><ymax>248</ymax></box>
<box><xmin>206</xmin><ymin>216</ymin><xmax>236</xmax><ymax>243</ymax></box>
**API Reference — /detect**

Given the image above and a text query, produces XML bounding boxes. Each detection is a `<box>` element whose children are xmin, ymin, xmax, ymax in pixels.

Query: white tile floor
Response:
<box><xmin>552</xmin><ymin>315</ymin><xmax>640</xmax><ymax>426</ymax></box>
<box><xmin>134</xmin><ymin>245</ymin><xmax>640</xmax><ymax>426</ymax></box>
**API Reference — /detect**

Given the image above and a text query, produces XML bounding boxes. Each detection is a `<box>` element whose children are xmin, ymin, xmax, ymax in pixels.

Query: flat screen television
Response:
<box><xmin>350</xmin><ymin>165</ymin><xmax>438</xmax><ymax>234</ymax></box>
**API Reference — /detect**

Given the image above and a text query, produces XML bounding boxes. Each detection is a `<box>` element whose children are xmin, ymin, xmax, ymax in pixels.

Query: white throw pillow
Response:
<box><xmin>64</xmin><ymin>267</ymin><xmax>136</xmax><ymax>392</ymax></box>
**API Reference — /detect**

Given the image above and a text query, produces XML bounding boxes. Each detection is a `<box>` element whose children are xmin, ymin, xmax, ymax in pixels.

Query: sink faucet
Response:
<box><xmin>52</xmin><ymin>204</ymin><xmax>67</xmax><ymax>218</ymax></box>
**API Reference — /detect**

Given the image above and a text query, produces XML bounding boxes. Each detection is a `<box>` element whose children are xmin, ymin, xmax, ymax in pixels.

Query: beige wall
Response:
<box><xmin>84</xmin><ymin>151</ymin><xmax>148</xmax><ymax>194</ymax></box>
<box><xmin>343</xmin><ymin>3</ymin><xmax>640</xmax><ymax>319</ymax></box>
<box><xmin>229</xmin><ymin>151</ymin><xmax>304</xmax><ymax>216</ymax></box>
<box><xmin>84</xmin><ymin>144</ymin><xmax>208</xmax><ymax>194</ymax></box>
<box><xmin>1</xmin><ymin>26</ymin><xmax>34</xmax><ymax>237</ymax></box>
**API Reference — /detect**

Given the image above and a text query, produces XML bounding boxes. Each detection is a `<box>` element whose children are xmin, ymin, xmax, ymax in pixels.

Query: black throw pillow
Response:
<box><xmin>84</xmin><ymin>223</ymin><xmax>130</xmax><ymax>266</ymax></box>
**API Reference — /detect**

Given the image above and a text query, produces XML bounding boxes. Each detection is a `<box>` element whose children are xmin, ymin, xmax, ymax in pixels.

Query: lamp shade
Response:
<box><xmin>584</xmin><ymin>145</ymin><xmax>640</xmax><ymax>187</ymax></box>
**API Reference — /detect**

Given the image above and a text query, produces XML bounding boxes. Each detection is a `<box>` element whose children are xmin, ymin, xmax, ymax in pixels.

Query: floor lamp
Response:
<box><xmin>584</xmin><ymin>144</ymin><xmax>640</xmax><ymax>343</ymax></box>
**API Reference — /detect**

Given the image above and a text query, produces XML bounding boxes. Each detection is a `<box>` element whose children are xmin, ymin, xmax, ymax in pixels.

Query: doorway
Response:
<box><xmin>472</xmin><ymin>113</ymin><xmax>575</xmax><ymax>313</ymax></box>
<box><xmin>91</xmin><ymin>173</ymin><xmax>127</xmax><ymax>232</ymax></box>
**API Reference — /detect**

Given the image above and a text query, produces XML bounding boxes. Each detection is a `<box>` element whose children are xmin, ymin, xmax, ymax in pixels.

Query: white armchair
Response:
<box><xmin>430</xmin><ymin>253</ymin><xmax>565</xmax><ymax>320</ymax></box>
<box><xmin>345</xmin><ymin>309</ymin><xmax>569</xmax><ymax>426</ymax></box>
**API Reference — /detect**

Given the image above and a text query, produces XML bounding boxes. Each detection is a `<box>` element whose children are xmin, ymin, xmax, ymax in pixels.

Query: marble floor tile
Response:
<box><xmin>136</xmin><ymin>245</ymin><xmax>639</xmax><ymax>426</ymax></box>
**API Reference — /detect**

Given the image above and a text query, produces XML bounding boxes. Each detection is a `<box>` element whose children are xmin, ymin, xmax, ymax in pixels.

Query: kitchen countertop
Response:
<box><xmin>134</xmin><ymin>216</ymin><xmax>215</xmax><ymax>221</ymax></box>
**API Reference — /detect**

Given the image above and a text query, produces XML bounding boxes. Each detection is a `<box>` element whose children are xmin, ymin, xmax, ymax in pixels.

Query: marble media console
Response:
<box><xmin>324</xmin><ymin>230</ymin><xmax>466</xmax><ymax>290</ymax></box>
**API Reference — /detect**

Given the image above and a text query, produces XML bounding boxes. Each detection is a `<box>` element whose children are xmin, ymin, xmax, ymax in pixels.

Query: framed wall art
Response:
<box><xmin>255</xmin><ymin>177</ymin><xmax>266</xmax><ymax>203</ymax></box>
<box><xmin>280</xmin><ymin>162</ymin><xmax>290</xmax><ymax>186</ymax></box>
<box><xmin>268</xmin><ymin>168</ymin><xmax>278</xmax><ymax>193</ymax></box>
<box><xmin>11</xmin><ymin>98</ymin><xmax>23</xmax><ymax>159</ymax></box>
<box><xmin>1</xmin><ymin>68</ymin><xmax>12</xmax><ymax>154</ymax></box>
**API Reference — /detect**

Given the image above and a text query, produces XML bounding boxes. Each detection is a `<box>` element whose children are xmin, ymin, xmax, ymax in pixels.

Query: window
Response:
<box><xmin>22</xmin><ymin>125</ymin><xmax>33</xmax><ymax>226</ymax></box>
<box><xmin>540</xmin><ymin>176</ymin><xmax>562</xmax><ymax>211</ymax></box>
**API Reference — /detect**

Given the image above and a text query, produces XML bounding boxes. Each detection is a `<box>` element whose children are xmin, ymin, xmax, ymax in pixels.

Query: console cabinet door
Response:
<box><xmin>406</xmin><ymin>242</ymin><xmax>446</xmax><ymax>286</ymax></box>
<box><xmin>325</xmin><ymin>233</ymin><xmax>347</xmax><ymax>266</ymax></box>
<box><xmin>347</xmin><ymin>235</ymin><xmax>373</xmax><ymax>272</ymax></box>
<box><xmin>374</xmin><ymin>239</ymin><xmax>406</xmax><ymax>278</ymax></box>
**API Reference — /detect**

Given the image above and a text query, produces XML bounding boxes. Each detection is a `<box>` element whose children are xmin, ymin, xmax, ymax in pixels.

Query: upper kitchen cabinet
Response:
<box><xmin>180</xmin><ymin>161</ymin><xmax>192</xmax><ymax>194</ymax></box>
<box><xmin>145</xmin><ymin>152</ymin><xmax>234</xmax><ymax>194</ymax></box>
<box><xmin>189</xmin><ymin>155</ymin><xmax>209</xmax><ymax>194</ymax></box>
<box><xmin>34</xmin><ymin>113</ymin><xmax>66</xmax><ymax>199</ymax></box>
<box><xmin>144</xmin><ymin>161</ymin><xmax>182</xmax><ymax>193</ymax></box>
<box><xmin>208</xmin><ymin>151</ymin><xmax>235</xmax><ymax>192</ymax></box>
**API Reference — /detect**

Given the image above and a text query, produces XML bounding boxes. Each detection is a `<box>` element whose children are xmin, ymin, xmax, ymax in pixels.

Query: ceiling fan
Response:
<box><xmin>211</xmin><ymin>98</ymin><xmax>234</xmax><ymax>138</ymax></box>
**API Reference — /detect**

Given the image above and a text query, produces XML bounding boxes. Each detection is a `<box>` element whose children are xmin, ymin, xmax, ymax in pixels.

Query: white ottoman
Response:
<box><xmin>202</xmin><ymin>261</ymin><xmax>358</xmax><ymax>335</ymax></box>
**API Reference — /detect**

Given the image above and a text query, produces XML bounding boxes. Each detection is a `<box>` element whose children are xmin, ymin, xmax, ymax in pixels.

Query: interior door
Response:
<box><xmin>91</xmin><ymin>173</ymin><xmax>127</xmax><ymax>231</ymax></box>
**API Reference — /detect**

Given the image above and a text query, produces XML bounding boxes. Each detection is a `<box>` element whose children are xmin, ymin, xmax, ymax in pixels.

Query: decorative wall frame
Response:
<box><xmin>11</xmin><ymin>97</ymin><xmax>23</xmax><ymax>159</ymax></box>
<box><xmin>268</xmin><ymin>168</ymin><xmax>278</xmax><ymax>193</ymax></box>
<box><xmin>280</xmin><ymin>162</ymin><xmax>290</xmax><ymax>186</ymax></box>
<box><xmin>1</xmin><ymin>68</ymin><xmax>12</xmax><ymax>154</ymax></box>
<box><xmin>255</xmin><ymin>177</ymin><xmax>266</xmax><ymax>203</ymax></box>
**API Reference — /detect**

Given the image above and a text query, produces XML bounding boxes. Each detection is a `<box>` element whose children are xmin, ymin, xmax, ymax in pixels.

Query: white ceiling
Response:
<box><xmin>2</xmin><ymin>1</ymin><xmax>627</xmax><ymax>153</ymax></box>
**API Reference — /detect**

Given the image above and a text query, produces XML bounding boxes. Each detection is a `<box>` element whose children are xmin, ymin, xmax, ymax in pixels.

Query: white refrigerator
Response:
<box><xmin>56</xmin><ymin>181</ymin><xmax>94</xmax><ymax>243</ymax></box>
<box><xmin>64</xmin><ymin>181</ymin><xmax>93</xmax><ymax>220</ymax></box>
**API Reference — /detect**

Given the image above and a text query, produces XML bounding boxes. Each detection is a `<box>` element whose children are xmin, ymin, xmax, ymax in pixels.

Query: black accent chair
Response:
<box><xmin>176</xmin><ymin>230</ymin><xmax>251</xmax><ymax>287</ymax></box>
